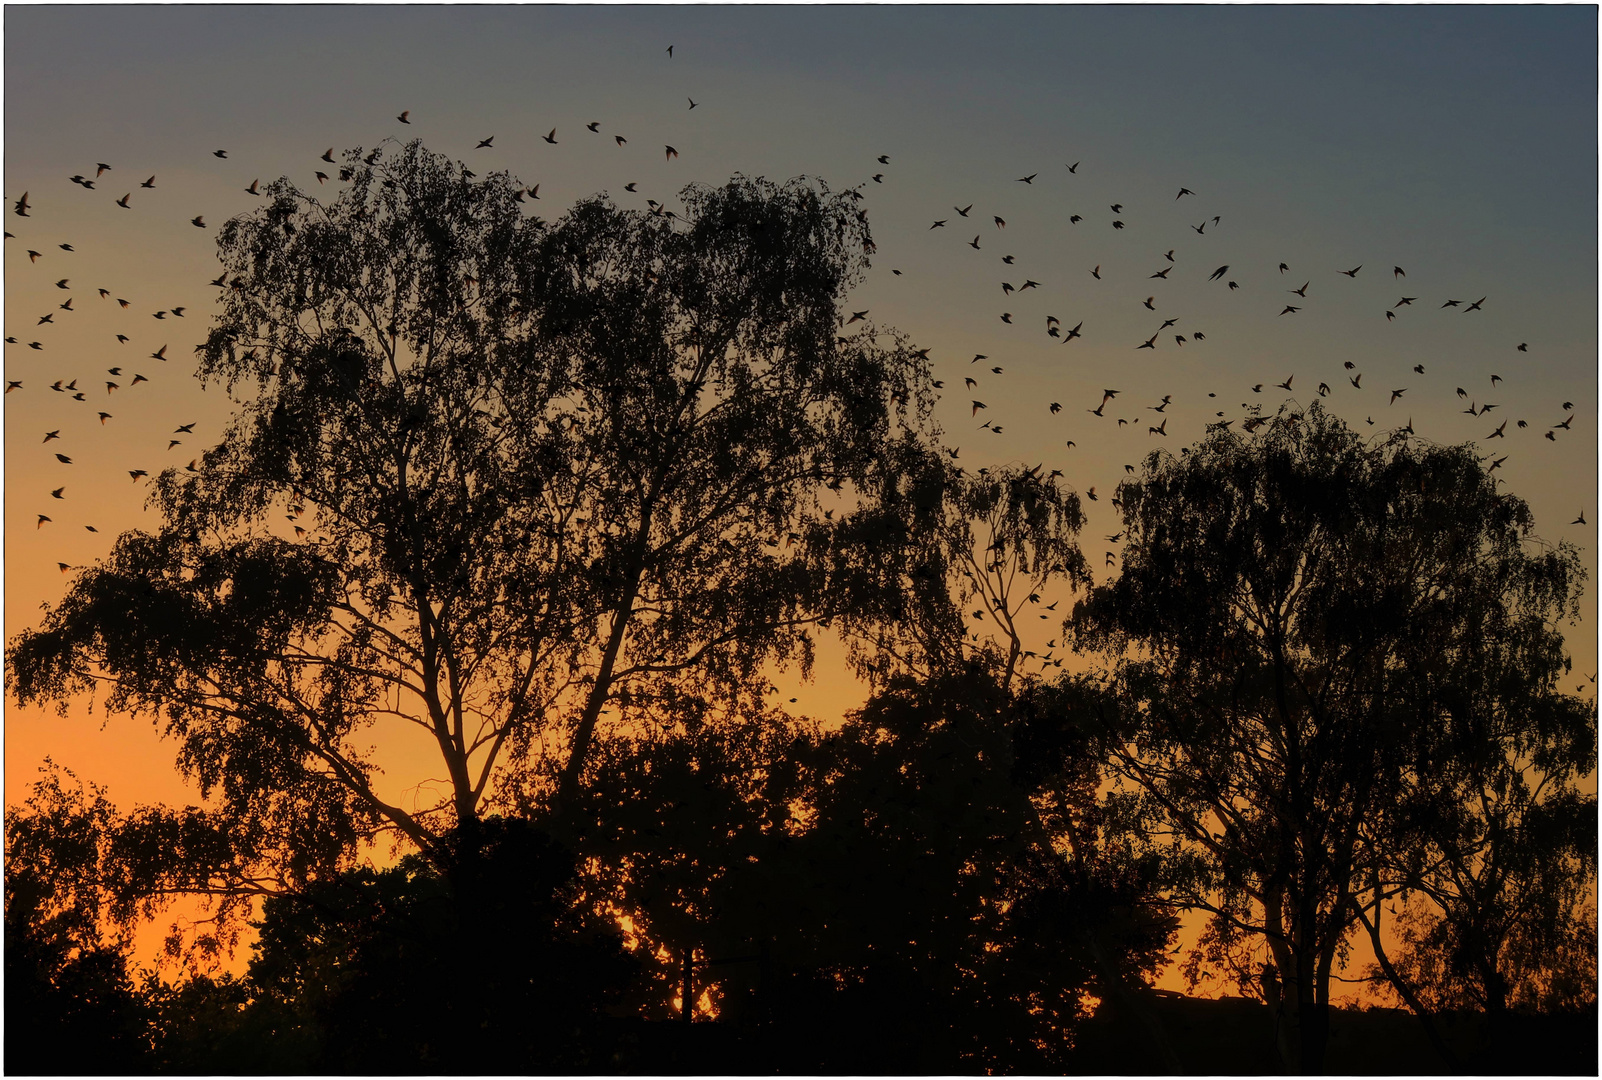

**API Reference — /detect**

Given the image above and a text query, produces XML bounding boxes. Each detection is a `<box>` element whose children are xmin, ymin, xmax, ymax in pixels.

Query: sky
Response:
<box><xmin>4</xmin><ymin>4</ymin><xmax>1597</xmax><ymax>991</ymax></box>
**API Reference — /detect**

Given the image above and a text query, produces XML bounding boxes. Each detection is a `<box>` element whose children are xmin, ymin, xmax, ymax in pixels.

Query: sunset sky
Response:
<box><xmin>5</xmin><ymin>5</ymin><xmax>1596</xmax><ymax>991</ymax></box>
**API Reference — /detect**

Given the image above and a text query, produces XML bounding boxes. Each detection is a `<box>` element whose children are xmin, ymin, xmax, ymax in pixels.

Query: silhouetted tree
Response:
<box><xmin>1069</xmin><ymin>404</ymin><xmax>1590</xmax><ymax>1073</ymax></box>
<box><xmin>4</xmin><ymin>766</ymin><xmax>152</xmax><ymax>1074</ymax></box>
<box><xmin>1365</xmin><ymin>774</ymin><xmax>1595</xmax><ymax>1064</ymax></box>
<box><xmin>826</xmin><ymin>460</ymin><xmax>1089</xmax><ymax>690</ymax></box>
<box><xmin>567</xmin><ymin>667</ymin><xmax>1172</xmax><ymax>1072</ymax></box>
<box><xmin>8</xmin><ymin>141</ymin><xmax>940</xmax><ymax>912</ymax></box>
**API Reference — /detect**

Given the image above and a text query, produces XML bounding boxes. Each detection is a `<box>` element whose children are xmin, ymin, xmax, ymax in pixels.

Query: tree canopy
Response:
<box><xmin>1069</xmin><ymin>403</ymin><xmax>1593</xmax><ymax>1072</ymax></box>
<box><xmin>8</xmin><ymin>141</ymin><xmax>949</xmax><ymax>878</ymax></box>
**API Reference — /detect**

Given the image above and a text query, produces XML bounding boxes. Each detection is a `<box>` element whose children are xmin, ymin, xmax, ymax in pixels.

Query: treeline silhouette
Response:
<box><xmin>6</xmin><ymin>144</ymin><xmax>1595</xmax><ymax>1074</ymax></box>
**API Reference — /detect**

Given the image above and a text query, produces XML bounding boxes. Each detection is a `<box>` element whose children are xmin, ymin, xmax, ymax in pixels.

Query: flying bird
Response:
<box><xmin>665</xmin><ymin>145</ymin><xmax>679</xmax><ymax>160</ymax></box>
<box><xmin>1340</xmin><ymin>266</ymin><xmax>1362</xmax><ymax>277</ymax></box>
<box><xmin>191</xmin><ymin>216</ymin><xmax>205</xmax><ymax>228</ymax></box>
<box><xmin>397</xmin><ymin>110</ymin><xmax>410</xmax><ymax>123</ymax></box>
<box><xmin>1209</xmin><ymin>265</ymin><xmax>1229</xmax><ymax>281</ymax></box>
<box><xmin>542</xmin><ymin>129</ymin><xmax>558</xmax><ymax>144</ymax></box>
<box><xmin>1176</xmin><ymin>187</ymin><xmax>1194</xmax><ymax>199</ymax></box>
<box><xmin>1390</xmin><ymin>388</ymin><xmax>1407</xmax><ymax>404</ymax></box>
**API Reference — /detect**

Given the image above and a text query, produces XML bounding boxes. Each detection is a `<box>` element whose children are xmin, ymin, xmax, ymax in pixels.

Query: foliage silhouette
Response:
<box><xmin>7</xmin><ymin>140</ymin><xmax>944</xmax><ymax>906</ymax></box>
<box><xmin>1069</xmin><ymin>403</ymin><xmax>1593</xmax><ymax>1073</ymax></box>
<box><xmin>567</xmin><ymin>667</ymin><xmax>1174</xmax><ymax>1072</ymax></box>
<box><xmin>238</xmin><ymin>817</ymin><xmax>637</xmax><ymax>1072</ymax></box>
<box><xmin>4</xmin><ymin>766</ymin><xmax>152</xmax><ymax>1074</ymax></box>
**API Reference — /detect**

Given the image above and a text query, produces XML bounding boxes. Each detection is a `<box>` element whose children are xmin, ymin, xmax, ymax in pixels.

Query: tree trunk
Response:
<box><xmin>1356</xmin><ymin>904</ymin><xmax>1460</xmax><ymax>1071</ymax></box>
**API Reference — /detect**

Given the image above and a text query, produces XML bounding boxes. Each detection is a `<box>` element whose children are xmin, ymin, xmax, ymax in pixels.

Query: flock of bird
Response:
<box><xmin>6</xmin><ymin>42</ymin><xmax>1590</xmax><ymax>687</ymax></box>
<box><xmin>855</xmin><ymin>157</ymin><xmax>1585</xmax><ymax>618</ymax></box>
